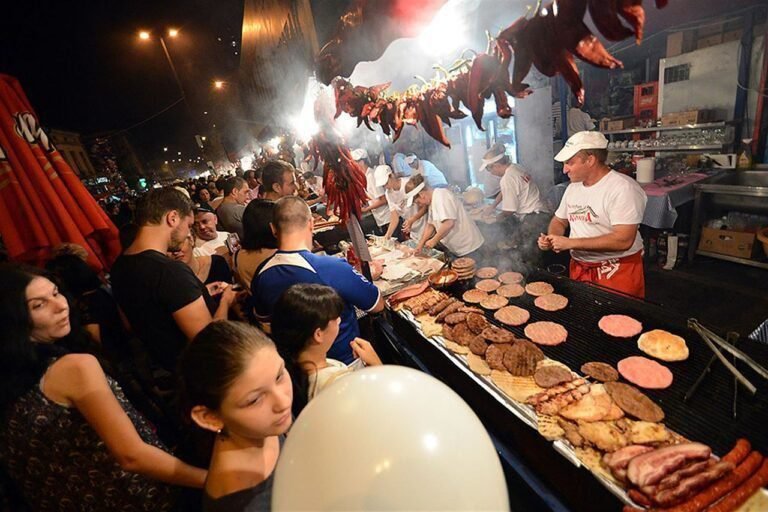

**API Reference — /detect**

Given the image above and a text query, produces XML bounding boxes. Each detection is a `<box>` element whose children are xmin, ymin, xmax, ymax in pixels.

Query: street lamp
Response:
<box><xmin>214</xmin><ymin>80</ymin><xmax>224</xmax><ymax>89</ymax></box>
<box><xmin>139</xmin><ymin>30</ymin><xmax>151</xmax><ymax>40</ymax></box>
<box><xmin>168</xmin><ymin>28</ymin><xmax>179</xmax><ymax>38</ymax></box>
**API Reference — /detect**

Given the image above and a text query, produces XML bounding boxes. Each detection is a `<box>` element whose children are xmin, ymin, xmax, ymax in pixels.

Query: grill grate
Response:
<box><xmin>446</xmin><ymin>269</ymin><xmax>768</xmax><ymax>456</ymax></box>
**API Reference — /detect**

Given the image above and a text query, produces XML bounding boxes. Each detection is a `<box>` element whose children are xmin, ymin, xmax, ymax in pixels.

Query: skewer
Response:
<box><xmin>688</xmin><ymin>319</ymin><xmax>757</xmax><ymax>395</ymax></box>
<box><xmin>728</xmin><ymin>333</ymin><xmax>739</xmax><ymax>420</ymax></box>
<box><xmin>684</xmin><ymin>352</ymin><xmax>717</xmax><ymax>402</ymax></box>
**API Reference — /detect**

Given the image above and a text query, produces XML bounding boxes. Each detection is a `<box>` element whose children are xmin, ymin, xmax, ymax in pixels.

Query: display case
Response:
<box><xmin>604</xmin><ymin>121</ymin><xmax>736</xmax><ymax>154</ymax></box>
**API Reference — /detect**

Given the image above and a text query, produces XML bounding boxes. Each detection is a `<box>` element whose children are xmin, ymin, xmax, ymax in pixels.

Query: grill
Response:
<box><xmin>445</xmin><ymin>268</ymin><xmax>768</xmax><ymax>457</ymax></box>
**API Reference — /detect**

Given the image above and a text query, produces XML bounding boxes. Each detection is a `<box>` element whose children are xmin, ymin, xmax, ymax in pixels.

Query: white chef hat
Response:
<box><xmin>350</xmin><ymin>148</ymin><xmax>369</xmax><ymax>161</ymax></box>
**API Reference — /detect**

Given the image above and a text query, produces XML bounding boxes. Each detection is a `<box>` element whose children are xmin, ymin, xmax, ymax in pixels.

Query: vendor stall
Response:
<box><xmin>374</xmin><ymin>265</ymin><xmax>768</xmax><ymax>511</ymax></box>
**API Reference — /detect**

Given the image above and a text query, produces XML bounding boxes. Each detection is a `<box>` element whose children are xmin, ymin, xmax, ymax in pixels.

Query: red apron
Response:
<box><xmin>569</xmin><ymin>251</ymin><xmax>645</xmax><ymax>298</ymax></box>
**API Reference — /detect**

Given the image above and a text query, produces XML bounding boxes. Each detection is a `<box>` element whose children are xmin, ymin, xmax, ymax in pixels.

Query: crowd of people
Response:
<box><xmin>0</xmin><ymin>130</ymin><xmax>649</xmax><ymax>511</ymax></box>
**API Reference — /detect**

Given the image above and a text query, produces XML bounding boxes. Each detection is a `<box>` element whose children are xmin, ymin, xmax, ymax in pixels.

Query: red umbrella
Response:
<box><xmin>0</xmin><ymin>74</ymin><xmax>121</xmax><ymax>270</ymax></box>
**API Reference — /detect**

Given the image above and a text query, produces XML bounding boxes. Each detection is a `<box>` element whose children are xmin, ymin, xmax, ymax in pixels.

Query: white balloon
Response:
<box><xmin>272</xmin><ymin>365</ymin><xmax>509</xmax><ymax>511</ymax></box>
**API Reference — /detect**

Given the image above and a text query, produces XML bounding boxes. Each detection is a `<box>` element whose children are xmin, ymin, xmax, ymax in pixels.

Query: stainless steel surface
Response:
<box><xmin>611</xmin><ymin>144</ymin><xmax>723</xmax><ymax>153</ymax></box>
<box><xmin>700</xmin><ymin>170</ymin><xmax>768</xmax><ymax>189</ymax></box>
<box><xmin>695</xmin><ymin>251</ymin><xmax>768</xmax><ymax>269</ymax></box>
<box><xmin>689</xmin><ymin>171</ymin><xmax>768</xmax><ymax>264</ymax></box>
<box><xmin>604</xmin><ymin>121</ymin><xmax>733</xmax><ymax>135</ymax></box>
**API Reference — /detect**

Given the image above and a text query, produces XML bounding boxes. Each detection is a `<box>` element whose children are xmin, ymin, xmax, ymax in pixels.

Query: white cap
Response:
<box><xmin>554</xmin><ymin>131</ymin><xmax>609</xmax><ymax>162</ymax></box>
<box><xmin>478</xmin><ymin>143</ymin><xmax>506</xmax><ymax>173</ymax></box>
<box><xmin>404</xmin><ymin>183</ymin><xmax>425</xmax><ymax>207</ymax></box>
<box><xmin>350</xmin><ymin>148</ymin><xmax>368</xmax><ymax>161</ymax></box>
<box><xmin>405</xmin><ymin>154</ymin><xmax>418</xmax><ymax>165</ymax></box>
<box><xmin>374</xmin><ymin>165</ymin><xmax>393</xmax><ymax>187</ymax></box>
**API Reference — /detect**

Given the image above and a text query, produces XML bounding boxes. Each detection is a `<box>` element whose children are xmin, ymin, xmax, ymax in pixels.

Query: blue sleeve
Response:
<box><xmin>321</xmin><ymin>259</ymin><xmax>380</xmax><ymax>312</ymax></box>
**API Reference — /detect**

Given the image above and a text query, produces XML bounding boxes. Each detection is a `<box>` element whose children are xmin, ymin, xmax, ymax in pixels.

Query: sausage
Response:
<box><xmin>429</xmin><ymin>298</ymin><xmax>456</xmax><ymax>316</ymax></box>
<box><xmin>706</xmin><ymin>459</ymin><xmax>768</xmax><ymax>512</ymax></box>
<box><xmin>722</xmin><ymin>439</ymin><xmax>751</xmax><ymax>466</ymax></box>
<box><xmin>655</xmin><ymin>451</ymin><xmax>763</xmax><ymax>512</ymax></box>
<box><xmin>436</xmin><ymin>301</ymin><xmax>463</xmax><ymax>323</ymax></box>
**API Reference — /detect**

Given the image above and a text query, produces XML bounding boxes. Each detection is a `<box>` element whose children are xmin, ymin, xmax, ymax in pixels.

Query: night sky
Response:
<box><xmin>0</xmin><ymin>0</ymin><xmax>762</xmax><ymax>171</ymax></box>
<box><xmin>0</xmin><ymin>0</ymin><xmax>245</xmax><ymax>167</ymax></box>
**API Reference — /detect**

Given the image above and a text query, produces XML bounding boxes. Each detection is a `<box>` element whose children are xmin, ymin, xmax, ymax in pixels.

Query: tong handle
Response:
<box><xmin>696</xmin><ymin>322</ymin><xmax>768</xmax><ymax>381</ymax></box>
<box><xmin>689</xmin><ymin>320</ymin><xmax>757</xmax><ymax>395</ymax></box>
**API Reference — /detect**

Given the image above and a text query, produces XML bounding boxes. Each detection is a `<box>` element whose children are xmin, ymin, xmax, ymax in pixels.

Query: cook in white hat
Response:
<box><xmin>405</xmin><ymin>174</ymin><xmax>484</xmax><ymax>258</ymax></box>
<box><xmin>539</xmin><ymin>131</ymin><xmax>648</xmax><ymax>298</ymax></box>
<box><xmin>373</xmin><ymin>165</ymin><xmax>427</xmax><ymax>242</ymax></box>
<box><xmin>479</xmin><ymin>143</ymin><xmax>546</xmax><ymax>218</ymax></box>
<box><xmin>352</xmin><ymin>148</ymin><xmax>390</xmax><ymax>235</ymax></box>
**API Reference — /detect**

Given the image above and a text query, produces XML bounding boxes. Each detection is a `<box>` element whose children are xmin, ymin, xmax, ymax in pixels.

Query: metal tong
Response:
<box><xmin>687</xmin><ymin>318</ymin><xmax>768</xmax><ymax>396</ymax></box>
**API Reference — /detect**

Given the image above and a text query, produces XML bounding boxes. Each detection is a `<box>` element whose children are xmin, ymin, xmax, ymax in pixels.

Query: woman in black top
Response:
<box><xmin>0</xmin><ymin>264</ymin><xmax>206</xmax><ymax>511</ymax></box>
<box><xmin>179</xmin><ymin>321</ymin><xmax>293</xmax><ymax>512</ymax></box>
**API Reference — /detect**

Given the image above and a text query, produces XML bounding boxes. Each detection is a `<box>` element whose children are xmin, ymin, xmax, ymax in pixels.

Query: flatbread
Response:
<box><xmin>467</xmin><ymin>353</ymin><xmax>492</xmax><ymax>376</ymax></box>
<box><xmin>604</xmin><ymin>381</ymin><xmax>665</xmax><ymax>422</ymax></box>
<box><xmin>503</xmin><ymin>339</ymin><xmax>545</xmax><ymax>376</ymax></box>
<box><xmin>476</xmin><ymin>267</ymin><xmax>498</xmax><ymax>279</ymax></box>
<box><xmin>637</xmin><ymin>329</ymin><xmax>689</xmax><ymax>362</ymax></box>
<box><xmin>491</xmin><ymin>370</ymin><xmax>544</xmax><ymax>402</ymax></box>
<box><xmin>525</xmin><ymin>281</ymin><xmax>555</xmax><ymax>296</ymax></box>
<box><xmin>481</xmin><ymin>326</ymin><xmax>516</xmax><ymax>344</ymax></box>
<box><xmin>537</xmin><ymin>415</ymin><xmax>565</xmax><ymax>441</ymax></box>
<box><xmin>443</xmin><ymin>340</ymin><xmax>470</xmax><ymax>355</ymax></box>
<box><xmin>417</xmin><ymin>315</ymin><xmax>443</xmax><ymax>338</ymax></box>
<box><xmin>580</xmin><ymin>362</ymin><xmax>619</xmax><ymax>382</ymax></box>
<box><xmin>534</xmin><ymin>293</ymin><xmax>569</xmax><ymax>312</ymax></box>
<box><xmin>525</xmin><ymin>321</ymin><xmax>568</xmax><ymax>346</ymax></box>
<box><xmin>466</xmin><ymin>312</ymin><xmax>490</xmax><ymax>334</ymax></box>
<box><xmin>498</xmin><ymin>271</ymin><xmax>524</xmax><ymax>284</ymax></box>
<box><xmin>618</xmin><ymin>356</ymin><xmax>673</xmax><ymax>389</ymax></box>
<box><xmin>475</xmin><ymin>279</ymin><xmax>501</xmax><ymax>292</ymax></box>
<box><xmin>452</xmin><ymin>257</ymin><xmax>476</xmax><ymax>270</ymax></box>
<box><xmin>480</xmin><ymin>294</ymin><xmax>508</xmax><ymax>310</ymax></box>
<box><xmin>497</xmin><ymin>283</ymin><xmax>525</xmax><ymax>298</ymax></box>
<box><xmin>494</xmin><ymin>305</ymin><xmax>530</xmax><ymax>326</ymax></box>
<box><xmin>463</xmin><ymin>289</ymin><xmax>489</xmax><ymax>304</ymax></box>
<box><xmin>598</xmin><ymin>314</ymin><xmax>643</xmax><ymax>338</ymax></box>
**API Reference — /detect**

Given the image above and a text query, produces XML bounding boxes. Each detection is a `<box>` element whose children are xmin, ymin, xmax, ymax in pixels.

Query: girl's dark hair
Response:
<box><xmin>270</xmin><ymin>284</ymin><xmax>344</xmax><ymax>416</ymax></box>
<box><xmin>0</xmin><ymin>265</ymin><xmax>68</xmax><ymax>415</ymax></box>
<box><xmin>178</xmin><ymin>320</ymin><xmax>275</xmax><ymax>414</ymax></box>
<box><xmin>45</xmin><ymin>254</ymin><xmax>101</xmax><ymax>296</ymax></box>
<box><xmin>241</xmin><ymin>199</ymin><xmax>277</xmax><ymax>251</ymax></box>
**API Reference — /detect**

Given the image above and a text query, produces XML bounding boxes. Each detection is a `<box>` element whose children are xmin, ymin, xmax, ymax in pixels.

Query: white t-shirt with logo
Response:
<box><xmin>365</xmin><ymin>167</ymin><xmax>391</xmax><ymax>227</ymax></box>
<box><xmin>554</xmin><ymin>170</ymin><xmax>647</xmax><ymax>262</ymax></box>
<box><xmin>499</xmin><ymin>164</ymin><xmax>547</xmax><ymax>214</ymax></box>
<box><xmin>428</xmin><ymin>188</ymin><xmax>484</xmax><ymax>257</ymax></box>
<box><xmin>385</xmin><ymin>178</ymin><xmax>425</xmax><ymax>241</ymax></box>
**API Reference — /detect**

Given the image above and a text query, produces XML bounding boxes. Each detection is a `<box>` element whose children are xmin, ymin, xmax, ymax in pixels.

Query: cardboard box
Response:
<box><xmin>666</xmin><ymin>31</ymin><xmax>696</xmax><ymax>57</ymax></box>
<box><xmin>698</xmin><ymin>227</ymin><xmax>756</xmax><ymax>259</ymax></box>
<box><xmin>660</xmin><ymin>109</ymin><xmax>717</xmax><ymax>127</ymax></box>
<box><xmin>697</xmin><ymin>33</ymin><xmax>723</xmax><ymax>50</ymax></box>
<box><xmin>722</xmin><ymin>29</ymin><xmax>743</xmax><ymax>43</ymax></box>
<box><xmin>601</xmin><ymin>116</ymin><xmax>635</xmax><ymax>132</ymax></box>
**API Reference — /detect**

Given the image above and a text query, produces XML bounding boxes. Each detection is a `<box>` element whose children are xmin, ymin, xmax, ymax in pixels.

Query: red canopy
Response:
<box><xmin>0</xmin><ymin>74</ymin><xmax>121</xmax><ymax>270</ymax></box>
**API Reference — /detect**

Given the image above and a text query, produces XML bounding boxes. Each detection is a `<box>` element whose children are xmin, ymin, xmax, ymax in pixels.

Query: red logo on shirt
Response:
<box><xmin>568</xmin><ymin>205</ymin><xmax>599</xmax><ymax>223</ymax></box>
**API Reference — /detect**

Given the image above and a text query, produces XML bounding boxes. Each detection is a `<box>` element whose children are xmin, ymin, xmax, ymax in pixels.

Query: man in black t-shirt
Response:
<box><xmin>111</xmin><ymin>187</ymin><xmax>237</xmax><ymax>376</ymax></box>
